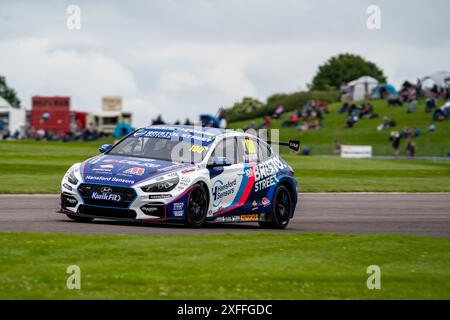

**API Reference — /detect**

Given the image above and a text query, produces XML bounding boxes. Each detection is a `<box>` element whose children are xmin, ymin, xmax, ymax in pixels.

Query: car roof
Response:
<box><xmin>142</xmin><ymin>125</ymin><xmax>233</xmax><ymax>136</ymax></box>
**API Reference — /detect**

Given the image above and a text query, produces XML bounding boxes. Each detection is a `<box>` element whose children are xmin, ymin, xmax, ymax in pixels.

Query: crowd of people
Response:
<box><xmin>339</xmin><ymin>101</ymin><xmax>378</xmax><ymax>128</ymax></box>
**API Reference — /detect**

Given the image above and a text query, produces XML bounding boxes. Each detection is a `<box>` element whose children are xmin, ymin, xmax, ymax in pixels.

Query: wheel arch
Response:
<box><xmin>278</xmin><ymin>177</ymin><xmax>297</xmax><ymax>218</ymax></box>
<box><xmin>195</xmin><ymin>180</ymin><xmax>210</xmax><ymax>209</ymax></box>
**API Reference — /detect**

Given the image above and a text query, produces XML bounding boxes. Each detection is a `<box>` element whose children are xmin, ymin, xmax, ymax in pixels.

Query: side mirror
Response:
<box><xmin>99</xmin><ymin>144</ymin><xmax>112</xmax><ymax>153</ymax></box>
<box><xmin>208</xmin><ymin>156</ymin><xmax>232</xmax><ymax>168</ymax></box>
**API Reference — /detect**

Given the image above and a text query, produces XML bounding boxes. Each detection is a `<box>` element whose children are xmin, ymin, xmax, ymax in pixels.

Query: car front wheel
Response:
<box><xmin>185</xmin><ymin>184</ymin><xmax>208</xmax><ymax>228</ymax></box>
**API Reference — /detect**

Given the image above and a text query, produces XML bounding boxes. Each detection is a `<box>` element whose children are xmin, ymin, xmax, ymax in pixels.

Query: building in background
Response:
<box><xmin>29</xmin><ymin>96</ymin><xmax>89</xmax><ymax>137</ymax></box>
<box><xmin>0</xmin><ymin>96</ymin><xmax>26</xmax><ymax>136</ymax></box>
<box><xmin>30</xmin><ymin>96</ymin><xmax>71</xmax><ymax>136</ymax></box>
<box><xmin>90</xmin><ymin>96</ymin><xmax>132</xmax><ymax>134</ymax></box>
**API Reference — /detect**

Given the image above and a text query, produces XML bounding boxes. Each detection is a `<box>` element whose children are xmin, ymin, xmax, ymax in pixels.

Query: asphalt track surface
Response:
<box><xmin>0</xmin><ymin>193</ymin><xmax>449</xmax><ymax>237</ymax></box>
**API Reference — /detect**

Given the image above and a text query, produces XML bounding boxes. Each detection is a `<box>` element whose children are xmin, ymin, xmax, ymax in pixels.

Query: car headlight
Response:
<box><xmin>141</xmin><ymin>177</ymin><xmax>179</xmax><ymax>193</ymax></box>
<box><xmin>67</xmin><ymin>168</ymin><xmax>79</xmax><ymax>185</ymax></box>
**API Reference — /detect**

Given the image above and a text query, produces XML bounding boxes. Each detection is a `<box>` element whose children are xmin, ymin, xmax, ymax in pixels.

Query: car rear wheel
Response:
<box><xmin>185</xmin><ymin>184</ymin><xmax>208</xmax><ymax>228</ymax></box>
<box><xmin>259</xmin><ymin>185</ymin><xmax>292</xmax><ymax>229</ymax></box>
<box><xmin>66</xmin><ymin>214</ymin><xmax>94</xmax><ymax>222</ymax></box>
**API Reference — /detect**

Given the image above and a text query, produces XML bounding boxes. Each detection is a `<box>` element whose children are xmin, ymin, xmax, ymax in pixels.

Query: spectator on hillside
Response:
<box><xmin>346</xmin><ymin>114</ymin><xmax>358</xmax><ymax>128</ymax></box>
<box><xmin>389</xmin><ymin>131</ymin><xmax>401</xmax><ymax>156</ymax></box>
<box><xmin>425</xmin><ymin>98</ymin><xmax>436</xmax><ymax>113</ymax></box>
<box><xmin>433</xmin><ymin>101</ymin><xmax>449</xmax><ymax>121</ymax></box>
<box><xmin>377</xmin><ymin>117</ymin><xmax>396</xmax><ymax>131</ymax></box>
<box><xmin>428</xmin><ymin>124</ymin><xmax>436</xmax><ymax>132</ymax></box>
<box><xmin>360</xmin><ymin>102</ymin><xmax>376</xmax><ymax>118</ymax></box>
<box><xmin>270</xmin><ymin>105</ymin><xmax>284</xmax><ymax>119</ymax></box>
<box><xmin>401</xmin><ymin>127</ymin><xmax>414</xmax><ymax>139</ymax></box>
<box><xmin>406</xmin><ymin>99</ymin><xmax>418</xmax><ymax>113</ymax></box>
<box><xmin>406</xmin><ymin>139</ymin><xmax>416</xmax><ymax>157</ymax></box>
<box><xmin>339</xmin><ymin>102</ymin><xmax>349</xmax><ymax>114</ymax></box>
<box><xmin>414</xmin><ymin>127</ymin><xmax>421</xmax><ymax>137</ymax></box>
<box><xmin>262</xmin><ymin>116</ymin><xmax>272</xmax><ymax>129</ymax></box>
<box><xmin>282</xmin><ymin>111</ymin><xmax>300</xmax><ymax>127</ymax></box>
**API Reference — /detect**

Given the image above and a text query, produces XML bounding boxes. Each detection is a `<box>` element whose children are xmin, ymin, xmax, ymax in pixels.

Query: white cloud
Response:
<box><xmin>0</xmin><ymin>0</ymin><xmax>449</xmax><ymax>127</ymax></box>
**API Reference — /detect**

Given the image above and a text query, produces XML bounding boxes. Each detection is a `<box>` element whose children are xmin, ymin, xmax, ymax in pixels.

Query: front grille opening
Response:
<box><xmin>78</xmin><ymin>183</ymin><xmax>137</xmax><ymax>208</ymax></box>
<box><xmin>78</xmin><ymin>205</ymin><xmax>137</xmax><ymax>219</ymax></box>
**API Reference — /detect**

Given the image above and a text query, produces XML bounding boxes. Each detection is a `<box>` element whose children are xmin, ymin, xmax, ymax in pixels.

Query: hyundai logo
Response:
<box><xmin>101</xmin><ymin>187</ymin><xmax>113</xmax><ymax>193</ymax></box>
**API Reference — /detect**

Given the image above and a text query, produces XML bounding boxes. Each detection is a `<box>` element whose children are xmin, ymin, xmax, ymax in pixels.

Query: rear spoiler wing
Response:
<box><xmin>267</xmin><ymin>139</ymin><xmax>300</xmax><ymax>152</ymax></box>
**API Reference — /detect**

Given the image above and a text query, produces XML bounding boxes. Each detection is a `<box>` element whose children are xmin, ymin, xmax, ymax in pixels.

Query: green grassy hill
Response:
<box><xmin>229</xmin><ymin>99</ymin><xmax>450</xmax><ymax>156</ymax></box>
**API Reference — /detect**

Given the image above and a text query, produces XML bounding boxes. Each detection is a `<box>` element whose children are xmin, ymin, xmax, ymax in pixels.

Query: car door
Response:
<box><xmin>239</xmin><ymin>136</ymin><xmax>276</xmax><ymax>212</ymax></box>
<box><xmin>207</xmin><ymin>137</ymin><xmax>245</xmax><ymax>214</ymax></box>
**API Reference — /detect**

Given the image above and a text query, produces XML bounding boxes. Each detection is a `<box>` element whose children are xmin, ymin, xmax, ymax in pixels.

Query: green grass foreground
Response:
<box><xmin>0</xmin><ymin>140</ymin><xmax>449</xmax><ymax>193</ymax></box>
<box><xmin>0</xmin><ymin>232</ymin><xmax>449</xmax><ymax>299</ymax></box>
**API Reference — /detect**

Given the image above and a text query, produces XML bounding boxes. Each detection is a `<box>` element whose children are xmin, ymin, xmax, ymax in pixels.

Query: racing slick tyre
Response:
<box><xmin>185</xmin><ymin>184</ymin><xmax>208</xmax><ymax>228</ymax></box>
<box><xmin>66</xmin><ymin>214</ymin><xmax>94</xmax><ymax>222</ymax></box>
<box><xmin>259</xmin><ymin>185</ymin><xmax>292</xmax><ymax>229</ymax></box>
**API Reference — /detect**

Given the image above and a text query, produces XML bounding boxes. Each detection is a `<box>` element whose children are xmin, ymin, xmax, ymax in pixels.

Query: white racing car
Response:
<box><xmin>60</xmin><ymin>125</ymin><xmax>298</xmax><ymax>229</ymax></box>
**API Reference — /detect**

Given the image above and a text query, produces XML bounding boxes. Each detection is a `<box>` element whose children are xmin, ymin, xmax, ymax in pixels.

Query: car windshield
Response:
<box><xmin>108</xmin><ymin>129</ymin><xmax>214</xmax><ymax>164</ymax></box>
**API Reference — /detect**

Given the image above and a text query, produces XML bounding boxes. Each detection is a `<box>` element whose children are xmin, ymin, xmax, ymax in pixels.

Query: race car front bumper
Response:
<box><xmin>60</xmin><ymin>182</ymin><xmax>189</xmax><ymax>222</ymax></box>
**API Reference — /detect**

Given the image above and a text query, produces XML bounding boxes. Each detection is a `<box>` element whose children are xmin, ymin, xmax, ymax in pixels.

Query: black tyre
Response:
<box><xmin>185</xmin><ymin>184</ymin><xmax>208</xmax><ymax>228</ymax></box>
<box><xmin>259</xmin><ymin>185</ymin><xmax>292</xmax><ymax>229</ymax></box>
<box><xmin>66</xmin><ymin>214</ymin><xmax>94</xmax><ymax>222</ymax></box>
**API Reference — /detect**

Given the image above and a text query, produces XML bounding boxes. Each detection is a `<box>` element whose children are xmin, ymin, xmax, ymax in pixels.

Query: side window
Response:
<box><xmin>241</xmin><ymin>137</ymin><xmax>272</xmax><ymax>162</ymax></box>
<box><xmin>257</xmin><ymin>140</ymin><xmax>272</xmax><ymax>161</ymax></box>
<box><xmin>208</xmin><ymin>138</ymin><xmax>238</xmax><ymax>165</ymax></box>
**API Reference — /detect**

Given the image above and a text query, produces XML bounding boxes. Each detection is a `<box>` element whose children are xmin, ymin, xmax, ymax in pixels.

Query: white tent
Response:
<box><xmin>422</xmin><ymin>71</ymin><xmax>450</xmax><ymax>88</ymax></box>
<box><xmin>0</xmin><ymin>96</ymin><xmax>26</xmax><ymax>135</ymax></box>
<box><xmin>347</xmin><ymin>76</ymin><xmax>379</xmax><ymax>101</ymax></box>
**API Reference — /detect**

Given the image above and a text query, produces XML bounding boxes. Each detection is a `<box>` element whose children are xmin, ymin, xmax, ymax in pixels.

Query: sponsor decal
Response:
<box><xmin>92</xmin><ymin>163</ymin><xmax>114</xmax><ymax>172</ymax></box>
<box><xmin>92</xmin><ymin>168</ymin><xmax>112</xmax><ymax>173</ymax></box>
<box><xmin>173</xmin><ymin>210</ymin><xmax>184</xmax><ymax>217</ymax></box>
<box><xmin>65</xmin><ymin>197</ymin><xmax>77</xmax><ymax>205</ymax></box>
<box><xmin>149</xmin><ymin>194</ymin><xmax>172</xmax><ymax>199</ymax></box>
<box><xmin>190</xmin><ymin>145</ymin><xmax>206</xmax><ymax>153</ymax></box>
<box><xmin>244</xmin><ymin>139</ymin><xmax>257</xmax><ymax>154</ymax></box>
<box><xmin>157</xmin><ymin>163</ymin><xmax>185</xmax><ymax>172</ymax></box>
<box><xmin>212</xmin><ymin>179</ymin><xmax>237</xmax><ymax>208</ymax></box>
<box><xmin>179</xmin><ymin>177</ymin><xmax>191</xmax><ymax>188</ymax></box>
<box><xmin>124</xmin><ymin>167</ymin><xmax>145</xmax><ymax>176</ymax></box>
<box><xmin>215</xmin><ymin>216</ymin><xmax>240</xmax><ymax>222</ymax></box>
<box><xmin>141</xmin><ymin>206</ymin><xmax>158</xmax><ymax>214</ymax></box>
<box><xmin>133</xmin><ymin>129</ymin><xmax>147</xmax><ymax>137</ymax></box>
<box><xmin>89</xmin><ymin>192</ymin><xmax>122</xmax><ymax>202</ymax></box>
<box><xmin>240</xmin><ymin>214</ymin><xmax>259</xmax><ymax>222</ymax></box>
<box><xmin>261</xmin><ymin>197</ymin><xmax>271</xmax><ymax>207</ymax></box>
<box><xmin>260</xmin><ymin>213</ymin><xmax>266</xmax><ymax>221</ymax></box>
<box><xmin>173</xmin><ymin>202</ymin><xmax>184</xmax><ymax>211</ymax></box>
<box><xmin>131</xmin><ymin>128</ymin><xmax>216</xmax><ymax>143</ymax></box>
<box><xmin>84</xmin><ymin>175</ymin><xmax>135</xmax><ymax>185</ymax></box>
<box><xmin>244</xmin><ymin>156</ymin><xmax>287</xmax><ymax>192</ymax></box>
<box><xmin>252</xmin><ymin>200</ymin><xmax>258</xmax><ymax>207</ymax></box>
<box><xmin>207</xmin><ymin>209</ymin><xmax>213</xmax><ymax>217</ymax></box>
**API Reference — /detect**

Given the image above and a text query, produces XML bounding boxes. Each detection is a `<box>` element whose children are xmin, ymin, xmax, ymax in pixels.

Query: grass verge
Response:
<box><xmin>0</xmin><ymin>232</ymin><xmax>449</xmax><ymax>299</ymax></box>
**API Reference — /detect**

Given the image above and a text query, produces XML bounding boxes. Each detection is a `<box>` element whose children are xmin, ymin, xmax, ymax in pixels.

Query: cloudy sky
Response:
<box><xmin>1</xmin><ymin>0</ymin><xmax>449</xmax><ymax>126</ymax></box>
